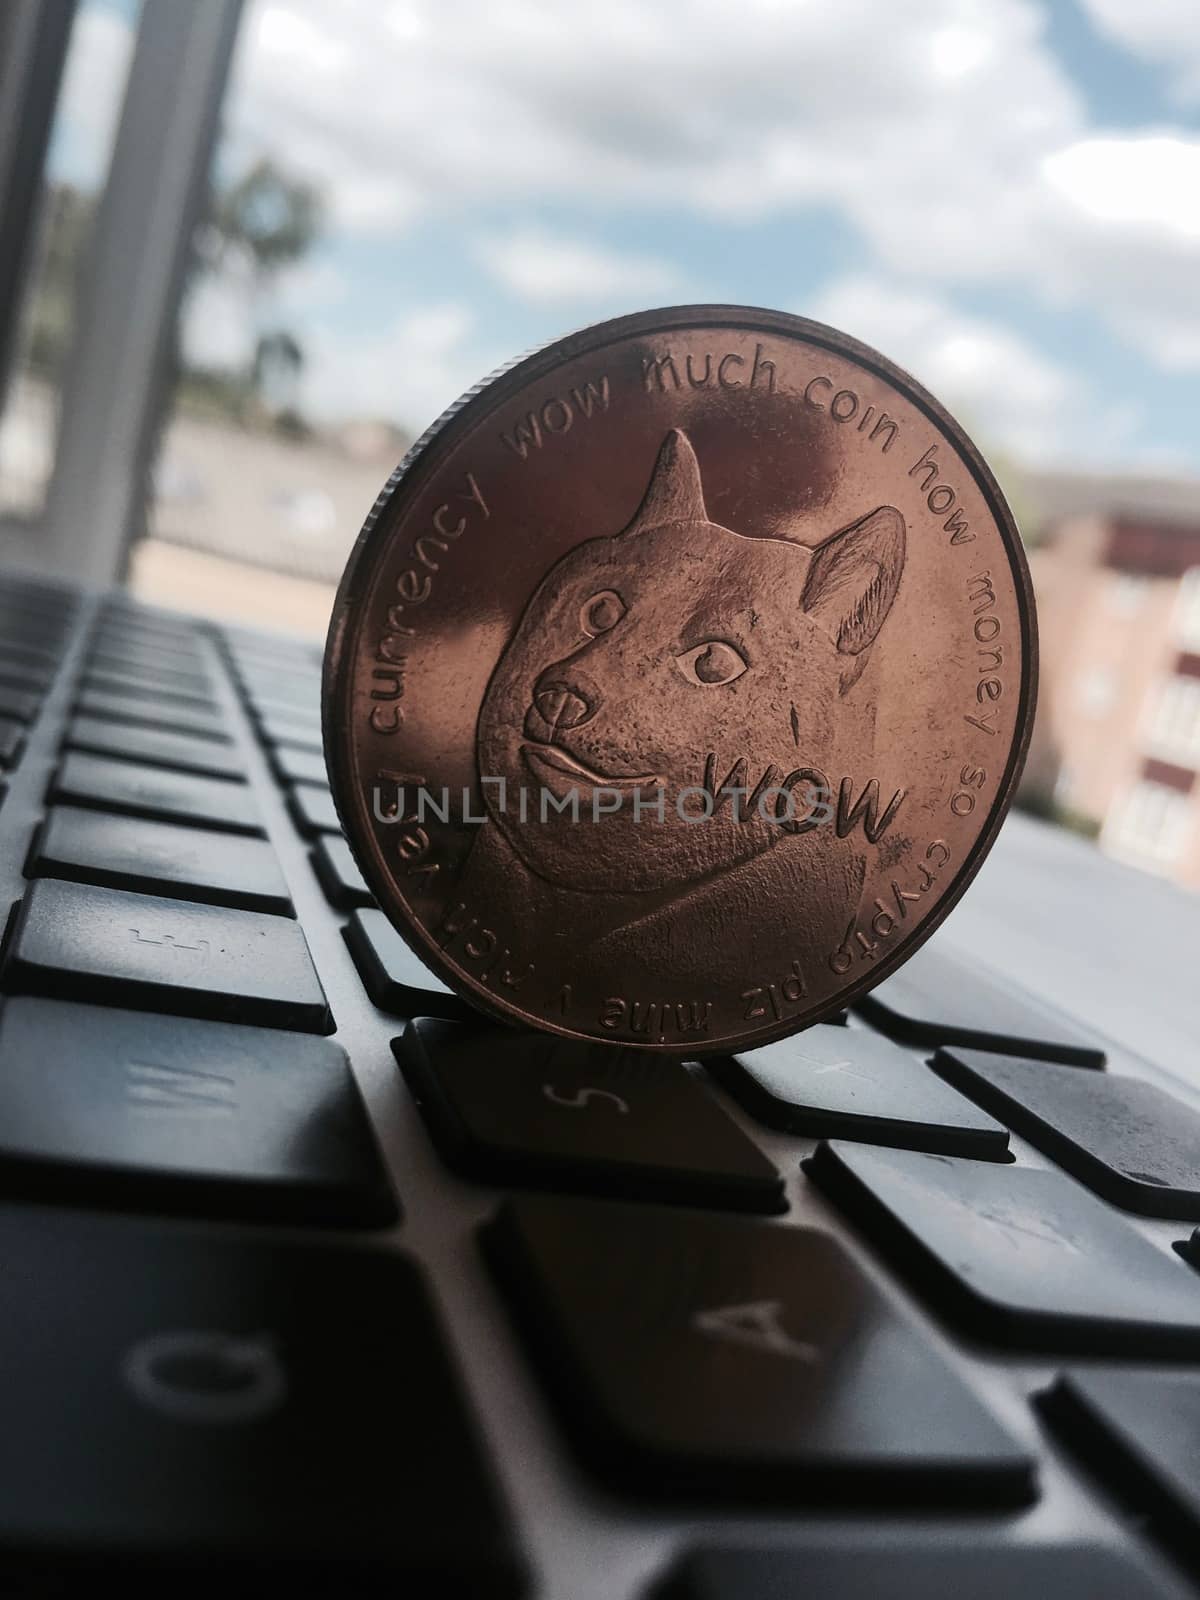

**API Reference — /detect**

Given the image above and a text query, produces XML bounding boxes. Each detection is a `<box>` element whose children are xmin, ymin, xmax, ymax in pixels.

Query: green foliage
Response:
<box><xmin>22</xmin><ymin>158</ymin><xmax>325</xmax><ymax>432</ymax></box>
<box><xmin>204</xmin><ymin>158</ymin><xmax>323</xmax><ymax>283</ymax></box>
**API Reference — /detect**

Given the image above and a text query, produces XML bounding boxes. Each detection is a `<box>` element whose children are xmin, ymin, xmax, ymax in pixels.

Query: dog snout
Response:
<box><xmin>532</xmin><ymin>683</ymin><xmax>594</xmax><ymax>732</ymax></box>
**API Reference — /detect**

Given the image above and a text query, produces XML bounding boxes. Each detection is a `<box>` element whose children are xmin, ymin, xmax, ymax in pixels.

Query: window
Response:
<box><xmin>1105</xmin><ymin>781</ymin><xmax>1194</xmax><ymax>871</ymax></box>
<box><xmin>1177</xmin><ymin>568</ymin><xmax>1200</xmax><ymax>651</ymax></box>
<box><xmin>1148</xmin><ymin>676</ymin><xmax>1200</xmax><ymax>766</ymax></box>
<box><xmin>0</xmin><ymin>1</ymin><xmax>136</xmax><ymax>522</ymax></box>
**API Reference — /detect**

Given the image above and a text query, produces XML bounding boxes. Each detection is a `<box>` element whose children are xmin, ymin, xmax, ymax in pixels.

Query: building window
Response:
<box><xmin>1149</xmin><ymin>676</ymin><xmax>1200</xmax><ymax>766</ymax></box>
<box><xmin>1176</xmin><ymin>568</ymin><xmax>1200</xmax><ymax>651</ymax></box>
<box><xmin>1105</xmin><ymin>780</ymin><xmax>1194</xmax><ymax>870</ymax></box>
<box><xmin>1109</xmin><ymin>572</ymin><xmax>1150</xmax><ymax>616</ymax></box>
<box><xmin>1076</xmin><ymin>666</ymin><xmax>1117</xmax><ymax>718</ymax></box>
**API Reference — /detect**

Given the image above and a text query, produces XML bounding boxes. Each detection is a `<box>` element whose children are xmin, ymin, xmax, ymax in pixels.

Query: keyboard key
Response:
<box><xmin>656</xmin><ymin>1544</ymin><xmax>1186</xmax><ymax>1600</ymax></box>
<box><xmin>259</xmin><ymin>714</ymin><xmax>323</xmax><ymax>753</ymax></box>
<box><xmin>0</xmin><ymin>999</ymin><xmax>393</xmax><ymax>1224</ymax></box>
<box><xmin>400</xmin><ymin>1019</ymin><xmax>785</xmax><ymax>1212</ymax></box>
<box><xmin>345</xmin><ymin>908</ymin><xmax>472</xmax><ymax>1019</ymax></box>
<box><xmin>805</xmin><ymin>1141</ymin><xmax>1200</xmax><ymax>1355</ymax></box>
<box><xmin>709</xmin><ymin>1024</ymin><xmax>1009</xmax><ymax>1158</ymax></box>
<box><xmin>854</xmin><ymin>942</ymin><xmax>1105</xmax><ymax>1068</ymax></box>
<box><xmin>0</xmin><ymin>717</ymin><xmax>24</xmax><ymax>768</ymax></box>
<box><xmin>0</xmin><ymin>1207</ymin><xmax>521</xmax><ymax>1587</ymax></box>
<box><xmin>482</xmin><ymin>1196</ymin><xmax>1034</xmax><ymax>1503</ymax></box>
<box><xmin>91</xmin><ymin>620</ymin><xmax>203</xmax><ymax>652</ymax></box>
<box><xmin>0</xmin><ymin>660</ymin><xmax>51</xmax><ymax>693</ymax></box>
<box><xmin>74</xmin><ymin>689</ymin><xmax>230</xmax><ymax>742</ymax></box>
<box><xmin>1041</xmin><ymin>1369</ymin><xmax>1200</xmax><ymax>1571</ymax></box>
<box><xmin>51</xmin><ymin>751</ymin><xmax>263</xmax><ymax>835</ymax></box>
<box><xmin>90</xmin><ymin>649</ymin><xmax>208</xmax><ymax>688</ymax></box>
<box><xmin>252</xmin><ymin>688</ymin><xmax>321</xmax><ymax>719</ymax></box>
<box><xmin>89</xmin><ymin>646</ymin><xmax>208</xmax><ymax>686</ymax></box>
<box><xmin>4</xmin><ymin>878</ymin><xmax>332</xmax><ymax>1034</ymax></box>
<box><xmin>272</xmin><ymin>742</ymin><xmax>328</xmax><ymax>786</ymax></box>
<box><xmin>65</xmin><ymin>714</ymin><xmax>245</xmax><ymax>781</ymax></box>
<box><xmin>934</xmin><ymin>1047</ymin><xmax>1200</xmax><ymax>1219</ymax></box>
<box><xmin>81</xmin><ymin>670</ymin><xmax>217</xmax><ymax>710</ymax></box>
<box><xmin>311</xmin><ymin>834</ymin><xmax>375</xmax><ymax>910</ymax></box>
<box><xmin>288</xmin><ymin>783</ymin><xmax>342</xmax><ymax>836</ymax></box>
<box><xmin>0</xmin><ymin>683</ymin><xmax>40</xmax><ymax>723</ymax></box>
<box><xmin>30</xmin><ymin>805</ymin><xmax>292</xmax><ymax>915</ymax></box>
<box><xmin>0</xmin><ymin>639</ymin><xmax>57</xmax><ymax>672</ymax></box>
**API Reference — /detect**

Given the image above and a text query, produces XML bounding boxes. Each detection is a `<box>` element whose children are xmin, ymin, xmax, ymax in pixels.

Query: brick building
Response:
<box><xmin>1025</xmin><ymin>473</ymin><xmax>1200</xmax><ymax>888</ymax></box>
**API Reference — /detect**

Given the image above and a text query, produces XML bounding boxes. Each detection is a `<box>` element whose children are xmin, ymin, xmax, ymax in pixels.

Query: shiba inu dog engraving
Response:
<box><xmin>325</xmin><ymin>307</ymin><xmax>1035</xmax><ymax>1054</ymax></box>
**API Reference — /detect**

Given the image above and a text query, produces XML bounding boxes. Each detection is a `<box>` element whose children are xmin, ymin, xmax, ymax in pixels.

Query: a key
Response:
<box><xmin>30</xmin><ymin>806</ymin><xmax>293</xmax><ymax>915</ymax></box>
<box><xmin>251</xmin><ymin>687</ymin><xmax>321</xmax><ymax>718</ymax></box>
<box><xmin>0</xmin><ymin>717</ymin><xmax>24</xmax><ymax>769</ymax></box>
<box><xmin>934</xmin><ymin>1047</ymin><xmax>1200</xmax><ymax>1218</ymax></box>
<box><xmin>0</xmin><ymin>1207</ymin><xmax>522</xmax><ymax>1588</ymax></box>
<box><xmin>92</xmin><ymin>622</ymin><xmax>202</xmax><ymax>653</ymax></box>
<box><xmin>65</xmin><ymin>714</ymin><xmax>246</xmax><ymax>782</ymax></box>
<box><xmin>482</xmin><ymin>1195</ymin><xmax>1034</xmax><ymax>1502</ymax></box>
<box><xmin>805</xmin><ymin>1141</ymin><xmax>1200</xmax><ymax>1355</ymax></box>
<box><xmin>51</xmin><ymin>752</ymin><xmax>263</xmax><ymax>835</ymax></box>
<box><xmin>1041</xmin><ymin>1369</ymin><xmax>1200</xmax><ymax>1573</ymax></box>
<box><xmin>400</xmin><ymin>1019</ymin><xmax>785</xmax><ymax>1212</ymax></box>
<box><xmin>89</xmin><ymin>645</ymin><xmax>208</xmax><ymax>685</ymax></box>
<box><xmin>0</xmin><ymin>661</ymin><xmax>52</xmax><ymax>693</ymax></box>
<box><xmin>81</xmin><ymin>671</ymin><xmax>217</xmax><ymax>710</ymax></box>
<box><xmin>260</xmin><ymin>718</ymin><xmax>323</xmax><ymax>754</ymax></box>
<box><xmin>854</xmin><ymin>942</ymin><xmax>1105</xmax><ymax>1067</ymax></box>
<box><xmin>345</xmin><ymin>909</ymin><xmax>472</xmax><ymax>1019</ymax></box>
<box><xmin>74</xmin><ymin>689</ymin><xmax>230</xmax><ymax>742</ymax></box>
<box><xmin>272</xmin><ymin>743</ymin><xmax>328</xmax><ymax>786</ymax></box>
<box><xmin>0</xmin><ymin>684</ymin><xmax>40</xmax><ymax>724</ymax></box>
<box><xmin>311</xmin><ymin>835</ymin><xmax>375</xmax><ymax>910</ymax></box>
<box><xmin>710</xmin><ymin>1024</ymin><xmax>1009</xmax><ymax>1158</ymax></box>
<box><xmin>288</xmin><ymin>784</ymin><xmax>342</xmax><ymax>837</ymax></box>
<box><xmin>0</xmin><ymin>639</ymin><xmax>58</xmax><ymax>672</ymax></box>
<box><xmin>0</xmin><ymin>998</ymin><xmax>393</xmax><ymax>1224</ymax></box>
<box><xmin>89</xmin><ymin>646</ymin><xmax>208</xmax><ymax>684</ymax></box>
<box><xmin>655</xmin><ymin>1544</ymin><xmax>1187</xmax><ymax>1600</ymax></box>
<box><xmin>4</xmin><ymin>878</ymin><xmax>332</xmax><ymax>1034</ymax></box>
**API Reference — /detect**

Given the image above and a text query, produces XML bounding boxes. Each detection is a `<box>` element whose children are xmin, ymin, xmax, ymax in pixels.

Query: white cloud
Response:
<box><xmin>215</xmin><ymin>0</ymin><xmax>1200</xmax><ymax>391</ymax></box>
<box><xmin>1044</xmin><ymin>137</ymin><xmax>1200</xmax><ymax>236</ymax></box>
<box><xmin>1040</xmin><ymin>135</ymin><xmax>1200</xmax><ymax>368</ymax></box>
<box><xmin>1076</xmin><ymin>0</ymin><xmax>1200</xmax><ymax>101</ymax></box>
<box><xmin>181</xmin><ymin>275</ymin><xmax>249</xmax><ymax>370</ymax></box>
<box><xmin>228</xmin><ymin>0</ymin><xmax>1080</xmax><ymax>263</ymax></box>
<box><xmin>475</xmin><ymin>228</ymin><xmax>681</xmax><ymax>304</ymax></box>
<box><xmin>807</xmin><ymin>276</ymin><xmax>1078</xmax><ymax>462</ymax></box>
<box><xmin>298</xmin><ymin>302</ymin><xmax>492</xmax><ymax>426</ymax></box>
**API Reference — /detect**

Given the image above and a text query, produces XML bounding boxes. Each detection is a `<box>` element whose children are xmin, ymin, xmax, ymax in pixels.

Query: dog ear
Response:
<box><xmin>619</xmin><ymin>428</ymin><xmax>707</xmax><ymax>536</ymax></box>
<box><xmin>801</xmin><ymin>505</ymin><xmax>905</xmax><ymax>657</ymax></box>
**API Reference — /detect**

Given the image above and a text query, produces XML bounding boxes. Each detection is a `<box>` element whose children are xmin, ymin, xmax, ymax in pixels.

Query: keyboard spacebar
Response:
<box><xmin>2</xmin><ymin>878</ymin><xmax>333</xmax><ymax>1035</ymax></box>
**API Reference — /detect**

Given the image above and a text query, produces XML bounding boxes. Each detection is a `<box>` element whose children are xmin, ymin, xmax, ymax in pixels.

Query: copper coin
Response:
<box><xmin>324</xmin><ymin>306</ymin><xmax>1036</xmax><ymax>1056</ymax></box>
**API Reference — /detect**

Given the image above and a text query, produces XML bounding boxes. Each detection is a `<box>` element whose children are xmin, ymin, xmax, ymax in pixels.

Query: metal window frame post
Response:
<box><xmin>40</xmin><ymin>0</ymin><xmax>244</xmax><ymax>589</ymax></box>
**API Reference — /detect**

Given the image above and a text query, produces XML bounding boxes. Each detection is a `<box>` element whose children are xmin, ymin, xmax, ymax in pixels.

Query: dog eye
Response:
<box><xmin>676</xmin><ymin>640</ymin><xmax>747</xmax><ymax>687</ymax></box>
<box><xmin>580</xmin><ymin>590</ymin><xmax>626</xmax><ymax>636</ymax></box>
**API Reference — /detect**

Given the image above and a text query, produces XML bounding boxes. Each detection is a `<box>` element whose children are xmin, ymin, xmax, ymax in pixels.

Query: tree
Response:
<box><xmin>186</xmin><ymin>156</ymin><xmax>324</xmax><ymax>427</ymax></box>
<box><xmin>205</xmin><ymin>158</ymin><xmax>322</xmax><ymax>284</ymax></box>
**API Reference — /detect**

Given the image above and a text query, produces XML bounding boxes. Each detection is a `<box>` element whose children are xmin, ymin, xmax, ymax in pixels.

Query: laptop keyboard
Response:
<box><xmin>1</xmin><ymin>572</ymin><xmax>1199</xmax><ymax>1595</ymax></box>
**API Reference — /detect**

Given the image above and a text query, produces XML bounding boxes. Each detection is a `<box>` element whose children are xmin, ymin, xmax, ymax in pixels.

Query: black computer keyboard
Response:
<box><xmin>2</xmin><ymin>571</ymin><xmax>1200</xmax><ymax>1596</ymax></box>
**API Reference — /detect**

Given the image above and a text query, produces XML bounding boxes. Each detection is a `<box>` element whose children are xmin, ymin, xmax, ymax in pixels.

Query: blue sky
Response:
<box><xmin>61</xmin><ymin>0</ymin><xmax>1200</xmax><ymax>473</ymax></box>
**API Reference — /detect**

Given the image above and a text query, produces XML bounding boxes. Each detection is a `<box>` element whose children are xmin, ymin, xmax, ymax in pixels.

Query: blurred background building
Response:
<box><xmin>3</xmin><ymin>0</ymin><xmax>1200</xmax><ymax>888</ymax></box>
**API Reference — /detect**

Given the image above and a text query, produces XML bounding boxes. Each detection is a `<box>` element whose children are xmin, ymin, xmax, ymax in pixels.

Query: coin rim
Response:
<box><xmin>323</xmin><ymin>304</ymin><xmax>1038</xmax><ymax>1055</ymax></box>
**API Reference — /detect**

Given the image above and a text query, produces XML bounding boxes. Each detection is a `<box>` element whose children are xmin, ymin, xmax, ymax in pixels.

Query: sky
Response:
<box><xmin>61</xmin><ymin>0</ymin><xmax>1200</xmax><ymax>473</ymax></box>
